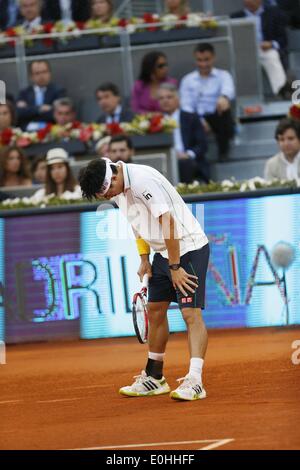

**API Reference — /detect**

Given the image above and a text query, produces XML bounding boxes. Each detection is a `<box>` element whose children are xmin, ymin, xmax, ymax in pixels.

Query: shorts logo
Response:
<box><xmin>142</xmin><ymin>191</ymin><xmax>152</xmax><ymax>201</ymax></box>
<box><xmin>181</xmin><ymin>297</ymin><xmax>193</xmax><ymax>304</ymax></box>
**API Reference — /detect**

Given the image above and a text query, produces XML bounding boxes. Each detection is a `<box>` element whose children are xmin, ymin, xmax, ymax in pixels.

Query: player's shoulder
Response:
<box><xmin>127</xmin><ymin>164</ymin><xmax>170</xmax><ymax>196</ymax></box>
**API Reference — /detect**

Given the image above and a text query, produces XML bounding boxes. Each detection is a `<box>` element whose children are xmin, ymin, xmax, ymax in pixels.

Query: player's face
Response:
<box><xmin>195</xmin><ymin>51</ymin><xmax>215</xmax><ymax>76</ymax></box>
<box><xmin>96</xmin><ymin>168</ymin><xmax>124</xmax><ymax>200</ymax></box>
<box><xmin>277</xmin><ymin>129</ymin><xmax>300</xmax><ymax>159</ymax></box>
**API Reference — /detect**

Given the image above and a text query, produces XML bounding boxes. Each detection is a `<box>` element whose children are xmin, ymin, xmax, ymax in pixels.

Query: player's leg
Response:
<box><xmin>170</xmin><ymin>244</ymin><xmax>210</xmax><ymax>401</ymax></box>
<box><xmin>145</xmin><ymin>301</ymin><xmax>170</xmax><ymax>380</ymax></box>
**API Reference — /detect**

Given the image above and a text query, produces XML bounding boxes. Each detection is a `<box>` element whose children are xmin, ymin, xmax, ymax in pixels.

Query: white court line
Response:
<box><xmin>0</xmin><ymin>400</ymin><xmax>22</xmax><ymax>405</ymax></box>
<box><xmin>200</xmin><ymin>439</ymin><xmax>234</xmax><ymax>450</ymax></box>
<box><xmin>37</xmin><ymin>397</ymin><xmax>84</xmax><ymax>404</ymax></box>
<box><xmin>77</xmin><ymin>439</ymin><xmax>235</xmax><ymax>451</ymax></box>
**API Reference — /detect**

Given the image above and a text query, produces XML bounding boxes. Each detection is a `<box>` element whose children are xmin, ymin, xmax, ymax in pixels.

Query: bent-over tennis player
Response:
<box><xmin>79</xmin><ymin>158</ymin><xmax>210</xmax><ymax>401</ymax></box>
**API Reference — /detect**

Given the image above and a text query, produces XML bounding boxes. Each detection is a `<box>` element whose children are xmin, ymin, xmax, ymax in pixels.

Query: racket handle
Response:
<box><xmin>142</xmin><ymin>274</ymin><xmax>149</xmax><ymax>289</ymax></box>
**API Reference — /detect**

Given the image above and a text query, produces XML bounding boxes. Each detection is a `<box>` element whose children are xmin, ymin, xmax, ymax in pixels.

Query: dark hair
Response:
<box><xmin>0</xmin><ymin>146</ymin><xmax>31</xmax><ymax>186</ymax></box>
<box><xmin>0</xmin><ymin>101</ymin><xmax>16</xmax><ymax>128</ymax></box>
<box><xmin>194</xmin><ymin>43</ymin><xmax>215</xmax><ymax>55</ymax></box>
<box><xmin>31</xmin><ymin>155</ymin><xmax>46</xmax><ymax>174</ymax></box>
<box><xmin>109</xmin><ymin>134</ymin><xmax>133</xmax><ymax>150</ymax></box>
<box><xmin>139</xmin><ymin>51</ymin><xmax>167</xmax><ymax>83</ymax></box>
<box><xmin>275</xmin><ymin>118</ymin><xmax>300</xmax><ymax>140</ymax></box>
<box><xmin>96</xmin><ymin>82</ymin><xmax>120</xmax><ymax>97</ymax></box>
<box><xmin>79</xmin><ymin>159</ymin><xmax>118</xmax><ymax>201</ymax></box>
<box><xmin>45</xmin><ymin>161</ymin><xmax>77</xmax><ymax>196</ymax></box>
<box><xmin>29</xmin><ymin>60</ymin><xmax>51</xmax><ymax>74</ymax></box>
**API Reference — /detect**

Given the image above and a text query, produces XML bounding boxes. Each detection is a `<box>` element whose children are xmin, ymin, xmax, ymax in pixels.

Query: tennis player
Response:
<box><xmin>79</xmin><ymin>158</ymin><xmax>210</xmax><ymax>401</ymax></box>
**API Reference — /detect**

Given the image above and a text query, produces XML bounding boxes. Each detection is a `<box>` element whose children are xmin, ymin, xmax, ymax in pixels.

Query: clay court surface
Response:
<box><xmin>0</xmin><ymin>327</ymin><xmax>299</xmax><ymax>450</ymax></box>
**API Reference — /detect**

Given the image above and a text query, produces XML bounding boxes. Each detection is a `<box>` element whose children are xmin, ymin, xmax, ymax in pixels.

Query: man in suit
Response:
<box><xmin>17</xmin><ymin>60</ymin><xmax>66</xmax><ymax>130</ymax></box>
<box><xmin>158</xmin><ymin>83</ymin><xmax>209</xmax><ymax>184</ymax></box>
<box><xmin>108</xmin><ymin>135</ymin><xmax>134</xmax><ymax>164</ymax></box>
<box><xmin>96</xmin><ymin>83</ymin><xmax>135</xmax><ymax>124</ymax></box>
<box><xmin>231</xmin><ymin>0</ymin><xmax>289</xmax><ymax>97</ymax></box>
<box><xmin>42</xmin><ymin>0</ymin><xmax>90</xmax><ymax>23</ymax></box>
<box><xmin>0</xmin><ymin>0</ymin><xmax>20</xmax><ymax>30</ymax></box>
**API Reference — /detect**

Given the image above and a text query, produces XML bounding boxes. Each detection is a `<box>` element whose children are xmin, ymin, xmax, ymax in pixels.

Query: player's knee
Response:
<box><xmin>147</xmin><ymin>303</ymin><xmax>167</xmax><ymax>325</ymax></box>
<box><xmin>181</xmin><ymin>308</ymin><xmax>202</xmax><ymax>326</ymax></box>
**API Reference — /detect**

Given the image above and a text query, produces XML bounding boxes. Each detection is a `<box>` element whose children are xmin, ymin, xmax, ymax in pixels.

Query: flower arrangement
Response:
<box><xmin>0</xmin><ymin>13</ymin><xmax>218</xmax><ymax>47</ymax></box>
<box><xmin>0</xmin><ymin>177</ymin><xmax>298</xmax><ymax>212</ymax></box>
<box><xmin>0</xmin><ymin>114</ymin><xmax>177</xmax><ymax>149</ymax></box>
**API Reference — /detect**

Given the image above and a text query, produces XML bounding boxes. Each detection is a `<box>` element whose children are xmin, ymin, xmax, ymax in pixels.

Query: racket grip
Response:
<box><xmin>142</xmin><ymin>274</ymin><xmax>149</xmax><ymax>289</ymax></box>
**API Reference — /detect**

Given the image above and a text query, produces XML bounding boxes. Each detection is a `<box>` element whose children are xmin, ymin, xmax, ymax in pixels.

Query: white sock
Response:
<box><xmin>189</xmin><ymin>358</ymin><xmax>204</xmax><ymax>383</ymax></box>
<box><xmin>148</xmin><ymin>352</ymin><xmax>165</xmax><ymax>362</ymax></box>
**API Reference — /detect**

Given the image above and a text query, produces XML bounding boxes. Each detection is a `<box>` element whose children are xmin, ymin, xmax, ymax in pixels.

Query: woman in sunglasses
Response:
<box><xmin>131</xmin><ymin>51</ymin><xmax>177</xmax><ymax>114</ymax></box>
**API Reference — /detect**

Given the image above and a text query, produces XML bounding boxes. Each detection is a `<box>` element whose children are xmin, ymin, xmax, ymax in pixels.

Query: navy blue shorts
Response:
<box><xmin>148</xmin><ymin>244</ymin><xmax>210</xmax><ymax>310</ymax></box>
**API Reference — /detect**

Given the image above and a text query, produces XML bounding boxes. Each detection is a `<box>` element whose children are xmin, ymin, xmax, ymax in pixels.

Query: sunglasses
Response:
<box><xmin>156</xmin><ymin>62</ymin><xmax>168</xmax><ymax>69</ymax></box>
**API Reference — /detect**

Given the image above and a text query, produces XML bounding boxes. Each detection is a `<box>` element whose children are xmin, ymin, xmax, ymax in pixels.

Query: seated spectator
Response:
<box><xmin>165</xmin><ymin>0</ymin><xmax>190</xmax><ymax>16</ymax></box>
<box><xmin>33</xmin><ymin>148</ymin><xmax>82</xmax><ymax>201</ymax></box>
<box><xmin>0</xmin><ymin>0</ymin><xmax>20</xmax><ymax>30</ymax></box>
<box><xmin>276</xmin><ymin>0</ymin><xmax>300</xmax><ymax>29</ymax></box>
<box><xmin>18</xmin><ymin>0</ymin><xmax>43</xmax><ymax>32</ymax></box>
<box><xmin>0</xmin><ymin>102</ymin><xmax>16</xmax><ymax>132</ymax></box>
<box><xmin>42</xmin><ymin>0</ymin><xmax>90</xmax><ymax>23</ymax></box>
<box><xmin>31</xmin><ymin>155</ymin><xmax>47</xmax><ymax>185</ymax></box>
<box><xmin>158</xmin><ymin>83</ymin><xmax>209</xmax><ymax>184</ymax></box>
<box><xmin>95</xmin><ymin>135</ymin><xmax>111</xmax><ymax>157</ymax></box>
<box><xmin>0</xmin><ymin>146</ymin><xmax>32</xmax><ymax>187</ymax></box>
<box><xmin>96</xmin><ymin>83</ymin><xmax>134</xmax><ymax>124</ymax></box>
<box><xmin>108</xmin><ymin>135</ymin><xmax>134</xmax><ymax>163</ymax></box>
<box><xmin>17</xmin><ymin>60</ymin><xmax>66</xmax><ymax>131</ymax></box>
<box><xmin>90</xmin><ymin>0</ymin><xmax>114</xmax><ymax>22</ymax></box>
<box><xmin>131</xmin><ymin>51</ymin><xmax>178</xmax><ymax>114</ymax></box>
<box><xmin>231</xmin><ymin>0</ymin><xmax>290</xmax><ymax>98</ymax></box>
<box><xmin>264</xmin><ymin>118</ymin><xmax>300</xmax><ymax>181</ymax></box>
<box><xmin>53</xmin><ymin>97</ymin><xmax>76</xmax><ymax>126</ymax></box>
<box><xmin>180</xmin><ymin>43</ymin><xmax>235</xmax><ymax>161</ymax></box>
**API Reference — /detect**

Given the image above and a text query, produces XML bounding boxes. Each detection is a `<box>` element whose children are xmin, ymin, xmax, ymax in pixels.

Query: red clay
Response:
<box><xmin>0</xmin><ymin>327</ymin><xmax>300</xmax><ymax>450</ymax></box>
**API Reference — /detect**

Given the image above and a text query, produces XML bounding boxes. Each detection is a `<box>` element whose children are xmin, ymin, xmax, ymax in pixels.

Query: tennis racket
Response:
<box><xmin>132</xmin><ymin>274</ymin><xmax>149</xmax><ymax>344</ymax></box>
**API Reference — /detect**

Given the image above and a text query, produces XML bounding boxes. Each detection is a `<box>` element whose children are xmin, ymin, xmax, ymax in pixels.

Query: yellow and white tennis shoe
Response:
<box><xmin>119</xmin><ymin>370</ymin><xmax>171</xmax><ymax>397</ymax></box>
<box><xmin>170</xmin><ymin>374</ymin><xmax>206</xmax><ymax>401</ymax></box>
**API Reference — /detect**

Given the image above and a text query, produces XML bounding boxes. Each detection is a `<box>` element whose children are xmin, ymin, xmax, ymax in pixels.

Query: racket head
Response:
<box><xmin>132</xmin><ymin>292</ymin><xmax>149</xmax><ymax>344</ymax></box>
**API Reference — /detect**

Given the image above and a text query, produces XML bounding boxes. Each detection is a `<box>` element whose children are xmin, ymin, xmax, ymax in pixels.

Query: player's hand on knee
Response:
<box><xmin>137</xmin><ymin>261</ymin><xmax>152</xmax><ymax>282</ymax></box>
<box><xmin>171</xmin><ymin>268</ymin><xmax>198</xmax><ymax>297</ymax></box>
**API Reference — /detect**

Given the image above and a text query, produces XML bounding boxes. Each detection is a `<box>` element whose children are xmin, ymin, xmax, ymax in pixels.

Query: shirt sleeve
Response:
<box><xmin>220</xmin><ymin>71</ymin><xmax>236</xmax><ymax>101</ymax></box>
<box><xmin>133</xmin><ymin>179</ymin><xmax>170</xmax><ymax>219</ymax></box>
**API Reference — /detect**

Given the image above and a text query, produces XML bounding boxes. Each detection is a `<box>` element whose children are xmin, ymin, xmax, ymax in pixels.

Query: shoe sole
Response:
<box><xmin>170</xmin><ymin>390</ymin><xmax>207</xmax><ymax>401</ymax></box>
<box><xmin>119</xmin><ymin>386</ymin><xmax>171</xmax><ymax>397</ymax></box>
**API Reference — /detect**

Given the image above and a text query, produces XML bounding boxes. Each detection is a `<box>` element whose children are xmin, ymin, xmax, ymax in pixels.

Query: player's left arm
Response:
<box><xmin>159</xmin><ymin>212</ymin><xmax>198</xmax><ymax>297</ymax></box>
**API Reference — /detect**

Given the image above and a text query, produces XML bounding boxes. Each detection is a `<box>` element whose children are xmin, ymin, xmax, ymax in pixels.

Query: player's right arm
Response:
<box><xmin>135</xmin><ymin>237</ymin><xmax>152</xmax><ymax>282</ymax></box>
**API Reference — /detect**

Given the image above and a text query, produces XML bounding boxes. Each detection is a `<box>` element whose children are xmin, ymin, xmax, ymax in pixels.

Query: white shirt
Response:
<box><xmin>113</xmin><ymin>162</ymin><xmax>208</xmax><ymax>258</ymax></box>
<box><xmin>23</xmin><ymin>16</ymin><xmax>42</xmax><ymax>32</ymax></box>
<box><xmin>105</xmin><ymin>105</ymin><xmax>122</xmax><ymax>124</ymax></box>
<box><xmin>180</xmin><ymin>68</ymin><xmax>235</xmax><ymax>116</ymax></box>
<box><xmin>281</xmin><ymin>152</ymin><xmax>300</xmax><ymax>181</ymax></box>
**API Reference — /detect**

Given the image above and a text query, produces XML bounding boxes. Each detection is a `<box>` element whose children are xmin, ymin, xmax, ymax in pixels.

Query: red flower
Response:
<box><xmin>5</xmin><ymin>28</ymin><xmax>17</xmax><ymax>37</ymax></box>
<box><xmin>76</xmin><ymin>22</ymin><xmax>85</xmax><ymax>30</ymax></box>
<box><xmin>290</xmin><ymin>105</ymin><xmax>300</xmax><ymax>121</ymax></box>
<box><xmin>106</xmin><ymin>123</ymin><xmax>123</xmax><ymax>136</ymax></box>
<box><xmin>149</xmin><ymin>114</ymin><xmax>163</xmax><ymax>133</ymax></box>
<box><xmin>118</xmin><ymin>18</ymin><xmax>128</xmax><ymax>28</ymax></box>
<box><xmin>143</xmin><ymin>13</ymin><xmax>158</xmax><ymax>32</ymax></box>
<box><xmin>42</xmin><ymin>38</ymin><xmax>54</xmax><ymax>47</ymax></box>
<box><xmin>43</xmin><ymin>23</ymin><xmax>54</xmax><ymax>34</ymax></box>
<box><xmin>37</xmin><ymin>123</ymin><xmax>52</xmax><ymax>142</ymax></box>
<box><xmin>71</xmin><ymin>121</ymin><xmax>82</xmax><ymax>130</ymax></box>
<box><xmin>179</xmin><ymin>15</ymin><xmax>188</xmax><ymax>21</ymax></box>
<box><xmin>0</xmin><ymin>128</ymin><xmax>13</xmax><ymax>146</ymax></box>
<box><xmin>79</xmin><ymin>127</ymin><xmax>93</xmax><ymax>142</ymax></box>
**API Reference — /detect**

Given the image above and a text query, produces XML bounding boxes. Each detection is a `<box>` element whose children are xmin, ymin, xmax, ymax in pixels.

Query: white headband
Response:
<box><xmin>98</xmin><ymin>158</ymin><xmax>114</xmax><ymax>196</ymax></box>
